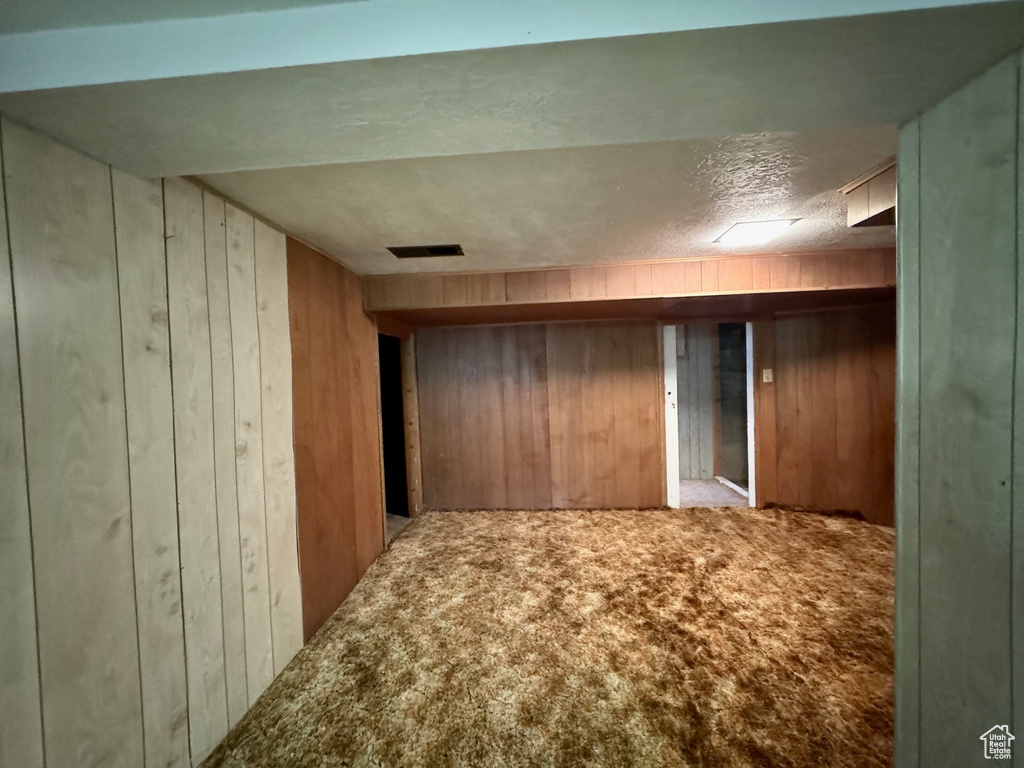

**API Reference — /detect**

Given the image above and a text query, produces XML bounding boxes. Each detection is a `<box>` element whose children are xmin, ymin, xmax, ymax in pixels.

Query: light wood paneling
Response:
<box><xmin>254</xmin><ymin>220</ymin><xmax>304</xmax><ymax>674</ymax></box>
<box><xmin>0</xmin><ymin>121</ymin><xmax>44</xmax><ymax>768</ymax></box>
<box><xmin>364</xmin><ymin>249</ymin><xmax>896</xmax><ymax>313</ymax></box>
<box><xmin>225</xmin><ymin>204</ymin><xmax>275</xmax><ymax>703</ymax></box>
<box><xmin>418</xmin><ymin>322</ymin><xmax>663</xmax><ymax>510</ymax></box>
<box><xmin>202</xmin><ymin>191</ymin><xmax>249</xmax><ymax>726</ymax></box>
<box><xmin>288</xmin><ymin>240</ymin><xmax>385</xmax><ymax>640</ymax></box>
<box><xmin>165</xmin><ymin>176</ymin><xmax>229</xmax><ymax>763</ymax></box>
<box><xmin>0</xmin><ymin>118</ymin><xmax>307</xmax><ymax>768</ymax></box>
<box><xmin>677</xmin><ymin>325</ymin><xmax>716</xmax><ymax>480</ymax></box>
<box><xmin>752</xmin><ymin>304</ymin><xmax>896</xmax><ymax>526</ymax></box>
<box><xmin>113</xmin><ymin>169</ymin><xmax>190</xmax><ymax>768</ymax></box>
<box><xmin>4</xmin><ymin>118</ymin><xmax>145</xmax><ymax>767</ymax></box>
<box><xmin>917</xmin><ymin>56</ymin><xmax>1016</xmax><ymax>766</ymax></box>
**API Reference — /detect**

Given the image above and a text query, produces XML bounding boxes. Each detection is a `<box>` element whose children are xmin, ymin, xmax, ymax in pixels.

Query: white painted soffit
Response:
<box><xmin>2</xmin><ymin>3</ymin><xmax>1023</xmax><ymax>177</ymax></box>
<box><xmin>0</xmin><ymin>0</ymin><xmax>1008</xmax><ymax>93</ymax></box>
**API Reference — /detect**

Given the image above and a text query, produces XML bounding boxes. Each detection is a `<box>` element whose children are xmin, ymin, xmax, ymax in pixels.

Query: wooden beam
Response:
<box><xmin>370</xmin><ymin>286</ymin><xmax>894</xmax><ymax>329</ymax></box>
<box><xmin>364</xmin><ymin>249</ymin><xmax>895</xmax><ymax>315</ymax></box>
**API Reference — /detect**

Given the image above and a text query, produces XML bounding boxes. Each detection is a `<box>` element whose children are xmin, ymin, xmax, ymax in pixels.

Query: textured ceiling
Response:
<box><xmin>201</xmin><ymin>127</ymin><xmax>897</xmax><ymax>275</ymax></box>
<box><xmin>2</xmin><ymin>4</ymin><xmax>1023</xmax><ymax>177</ymax></box>
<box><xmin>4</xmin><ymin>3</ymin><xmax>1012</xmax><ymax>277</ymax></box>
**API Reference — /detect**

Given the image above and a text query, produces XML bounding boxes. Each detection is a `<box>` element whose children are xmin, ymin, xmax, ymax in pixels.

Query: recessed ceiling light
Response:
<box><xmin>715</xmin><ymin>219</ymin><xmax>799</xmax><ymax>246</ymax></box>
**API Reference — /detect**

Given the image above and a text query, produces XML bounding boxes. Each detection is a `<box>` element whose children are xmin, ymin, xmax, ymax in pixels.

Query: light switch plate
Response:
<box><xmin>762</xmin><ymin>368</ymin><xmax>774</xmax><ymax>383</ymax></box>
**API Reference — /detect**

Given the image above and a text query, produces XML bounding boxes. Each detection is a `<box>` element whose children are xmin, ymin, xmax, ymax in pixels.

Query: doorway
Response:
<box><xmin>716</xmin><ymin>322</ymin><xmax>749</xmax><ymax>494</ymax></box>
<box><xmin>377</xmin><ymin>334</ymin><xmax>410</xmax><ymax>541</ymax></box>
<box><xmin>666</xmin><ymin>323</ymin><xmax>753</xmax><ymax>508</ymax></box>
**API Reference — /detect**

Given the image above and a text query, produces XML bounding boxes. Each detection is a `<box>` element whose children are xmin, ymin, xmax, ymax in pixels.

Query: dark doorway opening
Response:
<box><xmin>378</xmin><ymin>334</ymin><xmax>409</xmax><ymax>518</ymax></box>
<box><xmin>717</xmin><ymin>323</ymin><xmax>749</xmax><ymax>490</ymax></box>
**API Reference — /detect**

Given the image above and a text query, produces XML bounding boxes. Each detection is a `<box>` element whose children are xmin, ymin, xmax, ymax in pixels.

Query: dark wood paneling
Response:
<box><xmin>417</xmin><ymin>322</ymin><xmax>663</xmax><ymax>510</ymax></box>
<box><xmin>419</xmin><ymin>325</ymin><xmax>553</xmax><ymax>509</ymax></box>
<box><xmin>287</xmin><ymin>240</ymin><xmax>384</xmax><ymax>640</ymax></box>
<box><xmin>753</xmin><ymin>304</ymin><xmax>896</xmax><ymax>526</ymax></box>
<box><xmin>752</xmin><ymin>320</ymin><xmax>778</xmax><ymax>505</ymax></box>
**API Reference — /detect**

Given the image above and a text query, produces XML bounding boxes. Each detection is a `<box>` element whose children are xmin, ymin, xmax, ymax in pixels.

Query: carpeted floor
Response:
<box><xmin>203</xmin><ymin>507</ymin><xmax>894</xmax><ymax>768</ymax></box>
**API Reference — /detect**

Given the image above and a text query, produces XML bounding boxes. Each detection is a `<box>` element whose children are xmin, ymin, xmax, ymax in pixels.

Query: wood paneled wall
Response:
<box><xmin>417</xmin><ymin>322</ymin><xmax>665</xmax><ymax>510</ymax></box>
<box><xmin>752</xmin><ymin>304</ymin><xmax>896</xmax><ymax>526</ymax></box>
<box><xmin>287</xmin><ymin>240</ymin><xmax>385</xmax><ymax>640</ymax></box>
<box><xmin>896</xmin><ymin>50</ymin><xmax>1024</xmax><ymax>768</ymax></box>
<box><xmin>364</xmin><ymin>249</ymin><xmax>896</xmax><ymax>311</ymax></box>
<box><xmin>0</xmin><ymin>118</ymin><xmax>303</xmax><ymax>768</ymax></box>
<box><xmin>676</xmin><ymin>324</ymin><xmax>717</xmax><ymax>480</ymax></box>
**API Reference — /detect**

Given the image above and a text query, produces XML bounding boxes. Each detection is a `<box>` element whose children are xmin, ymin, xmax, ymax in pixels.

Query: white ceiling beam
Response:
<box><xmin>0</xmin><ymin>0</ymin><xmax>1005</xmax><ymax>94</ymax></box>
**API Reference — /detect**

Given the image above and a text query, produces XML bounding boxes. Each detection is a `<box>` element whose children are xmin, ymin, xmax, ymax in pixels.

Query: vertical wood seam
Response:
<box><xmin>251</xmin><ymin>217</ymin><xmax>276</xmax><ymax>677</ymax></box>
<box><xmin>160</xmin><ymin>178</ymin><xmax>193</xmax><ymax>768</ymax></box>
<box><xmin>0</xmin><ymin>114</ymin><xmax>47</xmax><ymax>768</ymax></box>
<box><xmin>203</xmin><ymin>192</ymin><xmax>233</xmax><ymax>730</ymax></box>
<box><xmin>109</xmin><ymin>165</ymin><xmax>149</xmax><ymax>768</ymax></box>
<box><xmin>223</xmin><ymin>204</ymin><xmax>249</xmax><ymax>708</ymax></box>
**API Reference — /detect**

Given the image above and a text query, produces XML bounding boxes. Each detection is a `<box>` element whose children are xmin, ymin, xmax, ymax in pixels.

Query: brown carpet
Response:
<box><xmin>203</xmin><ymin>507</ymin><xmax>894</xmax><ymax>768</ymax></box>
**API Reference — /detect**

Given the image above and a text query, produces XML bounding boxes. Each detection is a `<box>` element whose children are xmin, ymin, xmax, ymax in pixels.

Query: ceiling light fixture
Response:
<box><xmin>715</xmin><ymin>219</ymin><xmax>799</xmax><ymax>246</ymax></box>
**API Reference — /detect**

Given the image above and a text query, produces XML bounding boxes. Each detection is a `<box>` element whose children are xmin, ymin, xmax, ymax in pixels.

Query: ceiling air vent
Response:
<box><xmin>387</xmin><ymin>244</ymin><xmax>464</xmax><ymax>258</ymax></box>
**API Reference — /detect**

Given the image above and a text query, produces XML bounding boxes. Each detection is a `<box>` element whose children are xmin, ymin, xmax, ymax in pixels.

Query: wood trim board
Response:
<box><xmin>364</xmin><ymin>249</ymin><xmax>896</xmax><ymax>313</ymax></box>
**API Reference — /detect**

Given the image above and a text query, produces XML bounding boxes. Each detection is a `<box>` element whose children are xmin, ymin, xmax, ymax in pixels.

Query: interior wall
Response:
<box><xmin>0</xmin><ymin>118</ymin><xmax>304</xmax><ymax>768</ymax></box>
<box><xmin>896</xmin><ymin>49</ymin><xmax>1024</xmax><ymax>768</ymax></box>
<box><xmin>676</xmin><ymin>324</ymin><xmax>717</xmax><ymax>480</ymax></box>
<box><xmin>753</xmin><ymin>303</ymin><xmax>896</xmax><ymax>526</ymax></box>
<box><xmin>417</xmin><ymin>322</ymin><xmax>665</xmax><ymax>510</ymax></box>
<box><xmin>287</xmin><ymin>239</ymin><xmax>385</xmax><ymax>640</ymax></box>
